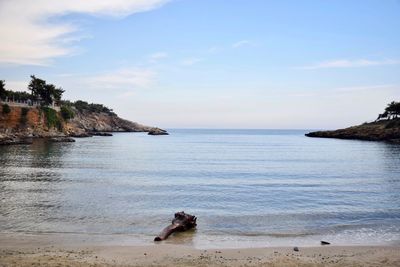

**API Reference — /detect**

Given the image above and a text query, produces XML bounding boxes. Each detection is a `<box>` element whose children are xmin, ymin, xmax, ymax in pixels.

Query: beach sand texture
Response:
<box><xmin>1</xmin><ymin>241</ymin><xmax>399</xmax><ymax>267</ymax></box>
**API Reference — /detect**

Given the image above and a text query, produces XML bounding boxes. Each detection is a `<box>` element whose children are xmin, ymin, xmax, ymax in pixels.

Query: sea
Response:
<box><xmin>1</xmin><ymin>129</ymin><xmax>399</xmax><ymax>248</ymax></box>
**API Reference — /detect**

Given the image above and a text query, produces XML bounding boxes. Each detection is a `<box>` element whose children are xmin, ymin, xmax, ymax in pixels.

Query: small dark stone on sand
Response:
<box><xmin>321</xmin><ymin>241</ymin><xmax>331</xmax><ymax>245</ymax></box>
<box><xmin>293</xmin><ymin>247</ymin><xmax>299</xmax><ymax>252</ymax></box>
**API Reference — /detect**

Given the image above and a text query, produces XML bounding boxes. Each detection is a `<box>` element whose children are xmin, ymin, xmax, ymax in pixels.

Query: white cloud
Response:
<box><xmin>180</xmin><ymin>58</ymin><xmax>203</xmax><ymax>66</ymax></box>
<box><xmin>207</xmin><ymin>46</ymin><xmax>220</xmax><ymax>53</ymax></box>
<box><xmin>0</xmin><ymin>0</ymin><xmax>170</xmax><ymax>66</ymax></box>
<box><xmin>116</xmin><ymin>91</ymin><xmax>136</xmax><ymax>98</ymax></box>
<box><xmin>149</xmin><ymin>52</ymin><xmax>168</xmax><ymax>62</ymax></box>
<box><xmin>232</xmin><ymin>40</ymin><xmax>254</xmax><ymax>48</ymax></box>
<box><xmin>85</xmin><ymin>67</ymin><xmax>156</xmax><ymax>90</ymax></box>
<box><xmin>300</xmin><ymin>59</ymin><xmax>400</xmax><ymax>70</ymax></box>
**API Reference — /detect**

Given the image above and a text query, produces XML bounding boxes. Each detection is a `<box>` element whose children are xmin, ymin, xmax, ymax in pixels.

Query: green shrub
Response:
<box><xmin>73</xmin><ymin>100</ymin><xmax>115</xmax><ymax>115</ymax></box>
<box><xmin>60</xmin><ymin>105</ymin><xmax>75</xmax><ymax>120</ymax></box>
<box><xmin>2</xmin><ymin>104</ymin><xmax>11</xmax><ymax>114</ymax></box>
<box><xmin>20</xmin><ymin>107</ymin><xmax>29</xmax><ymax>124</ymax></box>
<box><xmin>41</xmin><ymin>107</ymin><xmax>63</xmax><ymax>130</ymax></box>
<box><xmin>21</xmin><ymin>107</ymin><xmax>29</xmax><ymax>116</ymax></box>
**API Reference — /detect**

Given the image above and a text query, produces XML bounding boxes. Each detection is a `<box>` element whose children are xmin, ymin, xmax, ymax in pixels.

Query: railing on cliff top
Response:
<box><xmin>0</xmin><ymin>98</ymin><xmax>60</xmax><ymax>112</ymax></box>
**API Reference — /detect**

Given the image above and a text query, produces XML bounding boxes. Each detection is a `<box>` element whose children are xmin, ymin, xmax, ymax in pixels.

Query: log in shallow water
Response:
<box><xmin>154</xmin><ymin>212</ymin><xmax>197</xmax><ymax>241</ymax></box>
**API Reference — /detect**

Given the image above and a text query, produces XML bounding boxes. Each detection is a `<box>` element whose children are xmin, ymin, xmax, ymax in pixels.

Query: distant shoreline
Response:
<box><xmin>306</xmin><ymin>118</ymin><xmax>400</xmax><ymax>143</ymax></box>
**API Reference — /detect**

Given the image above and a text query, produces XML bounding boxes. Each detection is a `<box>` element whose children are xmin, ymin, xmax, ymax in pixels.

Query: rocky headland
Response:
<box><xmin>0</xmin><ymin>104</ymin><xmax>167</xmax><ymax>145</ymax></box>
<box><xmin>306</xmin><ymin>119</ymin><xmax>400</xmax><ymax>143</ymax></box>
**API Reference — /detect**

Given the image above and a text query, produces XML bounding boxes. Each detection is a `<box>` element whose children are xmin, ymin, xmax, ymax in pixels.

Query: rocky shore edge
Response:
<box><xmin>305</xmin><ymin>118</ymin><xmax>400</xmax><ymax>143</ymax></box>
<box><xmin>0</xmin><ymin>103</ymin><xmax>169</xmax><ymax>145</ymax></box>
<box><xmin>0</xmin><ymin>129</ymin><xmax>169</xmax><ymax>145</ymax></box>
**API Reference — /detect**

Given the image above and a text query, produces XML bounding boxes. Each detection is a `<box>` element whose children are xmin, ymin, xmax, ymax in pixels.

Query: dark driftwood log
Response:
<box><xmin>154</xmin><ymin>211</ymin><xmax>197</xmax><ymax>241</ymax></box>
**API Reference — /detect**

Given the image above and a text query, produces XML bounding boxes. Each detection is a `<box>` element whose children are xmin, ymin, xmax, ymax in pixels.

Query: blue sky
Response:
<box><xmin>0</xmin><ymin>0</ymin><xmax>399</xmax><ymax>129</ymax></box>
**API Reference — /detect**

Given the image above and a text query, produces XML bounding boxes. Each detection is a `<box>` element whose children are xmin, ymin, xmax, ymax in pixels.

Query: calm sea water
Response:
<box><xmin>1</xmin><ymin>129</ymin><xmax>400</xmax><ymax>248</ymax></box>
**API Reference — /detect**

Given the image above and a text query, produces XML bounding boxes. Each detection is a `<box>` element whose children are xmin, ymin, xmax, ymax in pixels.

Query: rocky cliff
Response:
<box><xmin>64</xmin><ymin>109</ymin><xmax>157</xmax><ymax>136</ymax></box>
<box><xmin>0</xmin><ymin>104</ymin><xmax>164</xmax><ymax>144</ymax></box>
<box><xmin>306</xmin><ymin>119</ymin><xmax>400</xmax><ymax>143</ymax></box>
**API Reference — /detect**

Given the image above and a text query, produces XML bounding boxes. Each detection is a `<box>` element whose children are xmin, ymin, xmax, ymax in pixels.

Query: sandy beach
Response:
<box><xmin>1</xmin><ymin>234</ymin><xmax>399</xmax><ymax>267</ymax></box>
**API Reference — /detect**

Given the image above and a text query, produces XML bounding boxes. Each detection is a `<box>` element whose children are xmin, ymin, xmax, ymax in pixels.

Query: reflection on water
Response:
<box><xmin>0</xmin><ymin>139</ymin><xmax>72</xmax><ymax>232</ymax></box>
<box><xmin>0</xmin><ymin>130</ymin><xmax>400</xmax><ymax>247</ymax></box>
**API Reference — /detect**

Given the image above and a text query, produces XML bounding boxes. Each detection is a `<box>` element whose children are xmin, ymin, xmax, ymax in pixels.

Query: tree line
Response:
<box><xmin>376</xmin><ymin>101</ymin><xmax>400</xmax><ymax>121</ymax></box>
<box><xmin>60</xmin><ymin>100</ymin><xmax>115</xmax><ymax>116</ymax></box>
<box><xmin>0</xmin><ymin>76</ymin><xmax>64</xmax><ymax>106</ymax></box>
<box><xmin>0</xmin><ymin>80</ymin><xmax>32</xmax><ymax>103</ymax></box>
<box><xmin>1</xmin><ymin>76</ymin><xmax>115</xmax><ymax>117</ymax></box>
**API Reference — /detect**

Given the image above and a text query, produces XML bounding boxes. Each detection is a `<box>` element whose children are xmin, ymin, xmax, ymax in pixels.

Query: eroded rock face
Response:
<box><xmin>306</xmin><ymin>119</ymin><xmax>400</xmax><ymax>142</ymax></box>
<box><xmin>0</xmin><ymin>106</ymin><xmax>45</xmax><ymax>133</ymax></box>
<box><xmin>65</xmin><ymin>111</ymin><xmax>156</xmax><ymax>134</ymax></box>
<box><xmin>0</xmin><ymin>105</ymin><xmax>166</xmax><ymax>143</ymax></box>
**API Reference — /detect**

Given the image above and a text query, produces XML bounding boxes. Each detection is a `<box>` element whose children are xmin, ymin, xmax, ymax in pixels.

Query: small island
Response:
<box><xmin>0</xmin><ymin>76</ymin><xmax>168</xmax><ymax>145</ymax></box>
<box><xmin>306</xmin><ymin>101</ymin><xmax>400</xmax><ymax>143</ymax></box>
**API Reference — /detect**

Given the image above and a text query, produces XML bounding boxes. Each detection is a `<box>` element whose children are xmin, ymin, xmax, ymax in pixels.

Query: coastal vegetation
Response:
<box><xmin>0</xmin><ymin>80</ymin><xmax>6</xmax><ymax>100</ymax></box>
<box><xmin>40</xmin><ymin>106</ymin><xmax>63</xmax><ymax>130</ymax></box>
<box><xmin>1</xmin><ymin>76</ymin><xmax>116</xmax><ymax>116</ymax></box>
<box><xmin>1</xmin><ymin>78</ymin><xmax>55</xmax><ymax>104</ymax></box>
<box><xmin>376</xmin><ymin>101</ymin><xmax>400</xmax><ymax>121</ymax></box>
<box><xmin>20</xmin><ymin>107</ymin><xmax>29</xmax><ymax>125</ymax></box>
<box><xmin>60</xmin><ymin>105</ymin><xmax>75</xmax><ymax>120</ymax></box>
<box><xmin>2</xmin><ymin>104</ymin><xmax>10</xmax><ymax>114</ymax></box>
<box><xmin>66</xmin><ymin>100</ymin><xmax>116</xmax><ymax>116</ymax></box>
<box><xmin>28</xmin><ymin>75</ymin><xmax>64</xmax><ymax>106</ymax></box>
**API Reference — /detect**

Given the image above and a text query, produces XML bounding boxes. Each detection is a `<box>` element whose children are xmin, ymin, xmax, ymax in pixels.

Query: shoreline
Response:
<box><xmin>0</xmin><ymin>130</ymin><xmax>168</xmax><ymax>145</ymax></box>
<box><xmin>1</xmin><ymin>244</ymin><xmax>399</xmax><ymax>267</ymax></box>
<box><xmin>1</xmin><ymin>234</ymin><xmax>400</xmax><ymax>266</ymax></box>
<box><xmin>1</xmin><ymin>231</ymin><xmax>398</xmax><ymax>249</ymax></box>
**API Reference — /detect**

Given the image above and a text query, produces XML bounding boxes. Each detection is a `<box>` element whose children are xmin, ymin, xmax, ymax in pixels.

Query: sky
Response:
<box><xmin>0</xmin><ymin>0</ymin><xmax>399</xmax><ymax>129</ymax></box>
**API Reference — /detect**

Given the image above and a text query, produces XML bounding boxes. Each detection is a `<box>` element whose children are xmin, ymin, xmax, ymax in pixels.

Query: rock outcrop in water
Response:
<box><xmin>0</xmin><ymin>104</ymin><xmax>167</xmax><ymax>145</ymax></box>
<box><xmin>49</xmin><ymin>137</ymin><xmax>76</xmax><ymax>143</ymax></box>
<box><xmin>306</xmin><ymin>119</ymin><xmax>400</xmax><ymax>143</ymax></box>
<box><xmin>148</xmin><ymin>128</ymin><xmax>169</xmax><ymax>136</ymax></box>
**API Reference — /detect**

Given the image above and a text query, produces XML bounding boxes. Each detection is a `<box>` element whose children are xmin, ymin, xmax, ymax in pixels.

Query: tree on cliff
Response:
<box><xmin>385</xmin><ymin>101</ymin><xmax>400</xmax><ymax>119</ymax></box>
<box><xmin>376</xmin><ymin>101</ymin><xmax>400</xmax><ymax>121</ymax></box>
<box><xmin>0</xmin><ymin>80</ymin><xmax>6</xmax><ymax>100</ymax></box>
<box><xmin>28</xmin><ymin>75</ymin><xmax>64</xmax><ymax>105</ymax></box>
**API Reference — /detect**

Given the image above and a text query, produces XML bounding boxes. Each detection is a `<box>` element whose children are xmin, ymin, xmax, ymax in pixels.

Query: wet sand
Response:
<box><xmin>1</xmin><ymin>234</ymin><xmax>399</xmax><ymax>266</ymax></box>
